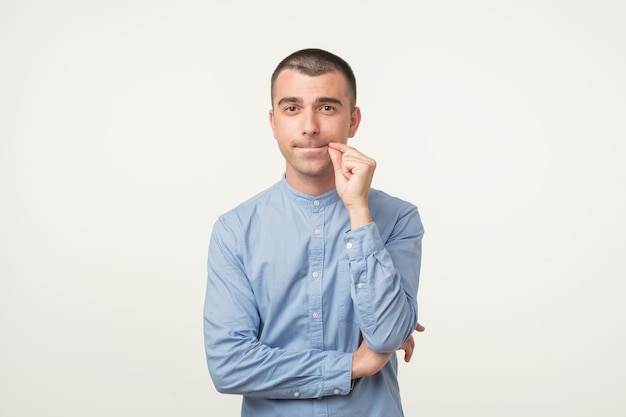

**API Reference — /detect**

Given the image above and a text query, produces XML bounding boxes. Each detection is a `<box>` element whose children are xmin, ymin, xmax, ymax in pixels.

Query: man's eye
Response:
<box><xmin>321</xmin><ymin>105</ymin><xmax>334</xmax><ymax>111</ymax></box>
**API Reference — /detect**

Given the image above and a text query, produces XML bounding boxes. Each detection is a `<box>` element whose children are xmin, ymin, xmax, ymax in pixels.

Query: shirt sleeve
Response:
<box><xmin>204</xmin><ymin>216</ymin><xmax>353</xmax><ymax>399</ymax></box>
<box><xmin>344</xmin><ymin>204</ymin><xmax>424</xmax><ymax>352</ymax></box>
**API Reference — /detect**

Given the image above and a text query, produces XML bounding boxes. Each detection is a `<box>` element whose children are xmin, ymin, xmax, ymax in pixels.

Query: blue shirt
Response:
<box><xmin>204</xmin><ymin>175</ymin><xmax>424</xmax><ymax>417</ymax></box>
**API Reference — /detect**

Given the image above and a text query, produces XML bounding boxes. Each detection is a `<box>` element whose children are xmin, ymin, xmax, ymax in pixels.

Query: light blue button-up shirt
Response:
<box><xmin>204</xmin><ymin>175</ymin><xmax>424</xmax><ymax>417</ymax></box>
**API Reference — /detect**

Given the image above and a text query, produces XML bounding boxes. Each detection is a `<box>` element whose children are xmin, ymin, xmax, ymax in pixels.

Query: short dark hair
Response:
<box><xmin>271</xmin><ymin>48</ymin><xmax>357</xmax><ymax>109</ymax></box>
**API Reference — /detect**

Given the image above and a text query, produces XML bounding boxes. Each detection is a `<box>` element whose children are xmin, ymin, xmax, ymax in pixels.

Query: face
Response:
<box><xmin>269</xmin><ymin>69</ymin><xmax>361</xmax><ymax>192</ymax></box>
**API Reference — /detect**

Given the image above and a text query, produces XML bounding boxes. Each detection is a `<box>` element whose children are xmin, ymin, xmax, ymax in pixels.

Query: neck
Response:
<box><xmin>285</xmin><ymin>172</ymin><xmax>336</xmax><ymax>197</ymax></box>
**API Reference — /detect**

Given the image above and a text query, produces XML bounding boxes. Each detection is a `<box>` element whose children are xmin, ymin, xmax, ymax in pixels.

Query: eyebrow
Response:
<box><xmin>277</xmin><ymin>96</ymin><xmax>344</xmax><ymax>107</ymax></box>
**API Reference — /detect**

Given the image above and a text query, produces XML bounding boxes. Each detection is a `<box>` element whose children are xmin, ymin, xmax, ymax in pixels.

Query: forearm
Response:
<box><xmin>205</xmin><ymin>318</ymin><xmax>352</xmax><ymax>398</ymax></box>
<box><xmin>350</xmin><ymin>249</ymin><xmax>417</xmax><ymax>351</ymax></box>
<box><xmin>345</xmin><ymin>213</ymin><xmax>423</xmax><ymax>352</ymax></box>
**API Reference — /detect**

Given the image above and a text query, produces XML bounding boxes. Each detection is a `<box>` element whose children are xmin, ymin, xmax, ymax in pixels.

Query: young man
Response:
<box><xmin>204</xmin><ymin>48</ymin><xmax>425</xmax><ymax>417</ymax></box>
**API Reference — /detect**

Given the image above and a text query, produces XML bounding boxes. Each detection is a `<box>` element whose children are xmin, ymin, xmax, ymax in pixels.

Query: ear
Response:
<box><xmin>269</xmin><ymin>108</ymin><xmax>277</xmax><ymax>139</ymax></box>
<box><xmin>348</xmin><ymin>106</ymin><xmax>362</xmax><ymax>138</ymax></box>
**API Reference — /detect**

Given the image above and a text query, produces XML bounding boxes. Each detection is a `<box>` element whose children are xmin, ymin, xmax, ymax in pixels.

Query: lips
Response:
<box><xmin>294</xmin><ymin>142</ymin><xmax>329</xmax><ymax>149</ymax></box>
<box><xmin>297</xmin><ymin>146</ymin><xmax>328</xmax><ymax>150</ymax></box>
<box><xmin>296</xmin><ymin>146</ymin><xmax>329</xmax><ymax>158</ymax></box>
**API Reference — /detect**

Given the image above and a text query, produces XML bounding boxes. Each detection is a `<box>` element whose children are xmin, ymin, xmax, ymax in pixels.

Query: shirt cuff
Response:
<box><xmin>322</xmin><ymin>351</ymin><xmax>353</xmax><ymax>396</ymax></box>
<box><xmin>344</xmin><ymin>222</ymin><xmax>383</xmax><ymax>261</ymax></box>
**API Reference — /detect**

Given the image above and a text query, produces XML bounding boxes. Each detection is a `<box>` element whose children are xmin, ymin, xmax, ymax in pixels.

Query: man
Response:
<box><xmin>204</xmin><ymin>48</ymin><xmax>425</xmax><ymax>417</ymax></box>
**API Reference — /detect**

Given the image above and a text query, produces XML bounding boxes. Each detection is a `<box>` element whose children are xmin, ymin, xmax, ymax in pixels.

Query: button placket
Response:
<box><xmin>308</xmin><ymin>205</ymin><xmax>325</xmax><ymax>350</ymax></box>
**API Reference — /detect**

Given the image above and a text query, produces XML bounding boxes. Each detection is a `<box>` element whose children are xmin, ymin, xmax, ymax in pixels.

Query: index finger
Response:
<box><xmin>327</xmin><ymin>142</ymin><xmax>349</xmax><ymax>153</ymax></box>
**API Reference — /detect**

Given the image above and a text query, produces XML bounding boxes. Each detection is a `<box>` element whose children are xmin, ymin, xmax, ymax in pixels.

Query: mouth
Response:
<box><xmin>295</xmin><ymin>142</ymin><xmax>329</xmax><ymax>150</ymax></box>
<box><xmin>297</xmin><ymin>145</ymin><xmax>328</xmax><ymax>150</ymax></box>
<box><xmin>296</xmin><ymin>145</ymin><xmax>329</xmax><ymax>156</ymax></box>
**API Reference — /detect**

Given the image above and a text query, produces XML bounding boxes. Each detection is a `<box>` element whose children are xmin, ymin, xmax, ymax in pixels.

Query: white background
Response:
<box><xmin>1</xmin><ymin>1</ymin><xmax>624</xmax><ymax>416</ymax></box>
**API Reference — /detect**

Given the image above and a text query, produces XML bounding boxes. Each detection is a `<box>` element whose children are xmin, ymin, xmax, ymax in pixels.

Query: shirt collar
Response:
<box><xmin>279</xmin><ymin>174</ymin><xmax>341</xmax><ymax>208</ymax></box>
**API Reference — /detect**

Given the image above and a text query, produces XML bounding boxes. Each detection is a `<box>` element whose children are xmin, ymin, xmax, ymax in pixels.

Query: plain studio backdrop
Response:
<box><xmin>1</xmin><ymin>1</ymin><xmax>624</xmax><ymax>416</ymax></box>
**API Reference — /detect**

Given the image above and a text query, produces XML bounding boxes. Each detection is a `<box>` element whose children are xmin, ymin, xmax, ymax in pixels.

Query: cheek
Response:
<box><xmin>274</xmin><ymin>129</ymin><xmax>293</xmax><ymax>153</ymax></box>
<box><xmin>339</xmin><ymin>120</ymin><xmax>353</xmax><ymax>137</ymax></box>
<box><xmin>273</xmin><ymin>117</ymin><xmax>293</xmax><ymax>135</ymax></box>
<box><xmin>323</xmin><ymin>118</ymin><xmax>346</xmax><ymax>134</ymax></box>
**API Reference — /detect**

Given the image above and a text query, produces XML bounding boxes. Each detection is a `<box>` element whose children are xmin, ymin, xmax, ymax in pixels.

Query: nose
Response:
<box><xmin>302</xmin><ymin>109</ymin><xmax>320</xmax><ymax>136</ymax></box>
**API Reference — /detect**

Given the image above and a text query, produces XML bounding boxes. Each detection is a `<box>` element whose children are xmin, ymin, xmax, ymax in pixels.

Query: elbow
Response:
<box><xmin>212</xmin><ymin>380</ymin><xmax>238</xmax><ymax>395</ymax></box>
<box><xmin>205</xmin><ymin>327</ymin><xmax>262</xmax><ymax>395</ymax></box>
<box><xmin>365</xmin><ymin>314</ymin><xmax>418</xmax><ymax>352</ymax></box>
<box><xmin>211</xmin><ymin>379</ymin><xmax>231</xmax><ymax>395</ymax></box>
<box><xmin>366</xmin><ymin>336</ymin><xmax>405</xmax><ymax>353</ymax></box>
<box><xmin>206</xmin><ymin>343</ymin><xmax>245</xmax><ymax>394</ymax></box>
<box><xmin>208</xmin><ymin>359</ymin><xmax>244</xmax><ymax>395</ymax></box>
<box><xmin>363</xmin><ymin>327</ymin><xmax>409</xmax><ymax>352</ymax></box>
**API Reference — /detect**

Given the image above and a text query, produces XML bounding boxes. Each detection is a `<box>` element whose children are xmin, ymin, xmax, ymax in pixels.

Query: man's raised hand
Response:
<box><xmin>328</xmin><ymin>142</ymin><xmax>376</xmax><ymax>229</ymax></box>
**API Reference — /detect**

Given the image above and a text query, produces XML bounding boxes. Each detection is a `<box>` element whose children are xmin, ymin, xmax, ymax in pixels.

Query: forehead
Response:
<box><xmin>273</xmin><ymin>69</ymin><xmax>350</xmax><ymax>104</ymax></box>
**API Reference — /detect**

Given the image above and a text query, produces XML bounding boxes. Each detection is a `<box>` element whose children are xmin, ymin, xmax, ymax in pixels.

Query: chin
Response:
<box><xmin>303</xmin><ymin>164</ymin><xmax>334</xmax><ymax>178</ymax></box>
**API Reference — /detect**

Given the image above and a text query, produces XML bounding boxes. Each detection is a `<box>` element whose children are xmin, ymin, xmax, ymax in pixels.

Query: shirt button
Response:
<box><xmin>293</xmin><ymin>391</ymin><xmax>300</xmax><ymax>398</ymax></box>
<box><xmin>357</xmin><ymin>283</ymin><xmax>363</xmax><ymax>289</ymax></box>
<box><xmin>333</xmin><ymin>388</ymin><xmax>340</xmax><ymax>395</ymax></box>
<box><xmin>313</xmin><ymin>200</ymin><xmax>320</xmax><ymax>206</ymax></box>
<box><xmin>312</xmin><ymin>271</ymin><xmax>319</xmax><ymax>278</ymax></box>
<box><xmin>314</xmin><ymin>229</ymin><xmax>321</xmax><ymax>235</ymax></box>
<box><xmin>312</xmin><ymin>312</ymin><xmax>319</xmax><ymax>319</ymax></box>
<box><xmin>346</xmin><ymin>242</ymin><xmax>353</xmax><ymax>249</ymax></box>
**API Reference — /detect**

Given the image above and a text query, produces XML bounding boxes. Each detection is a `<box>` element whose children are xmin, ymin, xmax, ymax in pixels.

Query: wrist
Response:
<box><xmin>346</xmin><ymin>205</ymin><xmax>372</xmax><ymax>230</ymax></box>
<box><xmin>351</xmin><ymin>353</ymin><xmax>364</xmax><ymax>379</ymax></box>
